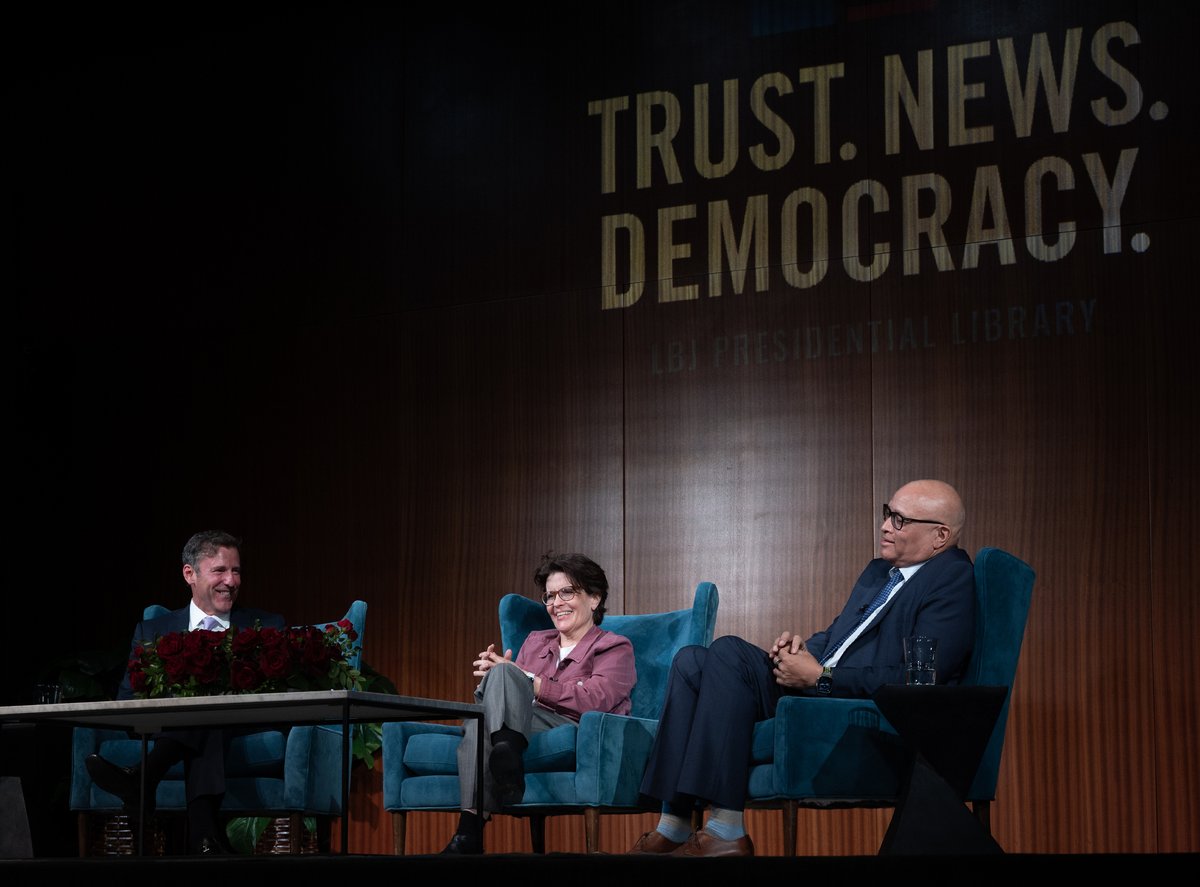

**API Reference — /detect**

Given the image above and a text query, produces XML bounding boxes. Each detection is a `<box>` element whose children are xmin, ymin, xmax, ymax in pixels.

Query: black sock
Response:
<box><xmin>490</xmin><ymin>728</ymin><xmax>528</xmax><ymax>751</ymax></box>
<box><xmin>456</xmin><ymin>810</ymin><xmax>484</xmax><ymax>838</ymax></box>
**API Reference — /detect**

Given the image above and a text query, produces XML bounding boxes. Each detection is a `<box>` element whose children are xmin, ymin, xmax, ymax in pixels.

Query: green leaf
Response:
<box><xmin>225</xmin><ymin>816</ymin><xmax>270</xmax><ymax>855</ymax></box>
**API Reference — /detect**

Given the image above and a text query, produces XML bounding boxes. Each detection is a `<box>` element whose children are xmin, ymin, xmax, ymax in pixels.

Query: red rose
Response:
<box><xmin>163</xmin><ymin>656</ymin><xmax>190</xmax><ymax>682</ymax></box>
<box><xmin>337</xmin><ymin>619</ymin><xmax>352</xmax><ymax>630</ymax></box>
<box><xmin>259</xmin><ymin>627</ymin><xmax>286</xmax><ymax>649</ymax></box>
<box><xmin>194</xmin><ymin>656</ymin><xmax>223</xmax><ymax>686</ymax></box>
<box><xmin>261</xmin><ymin>647</ymin><xmax>292</xmax><ymax>678</ymax></box>
<box><xmin>186</xmin><ymin>644</ymin><xmax>214</xmax><ymax>670</ymax></box>
<box><xmin>156</xmin><ymin>633</ymin><xmax>183</xmax><ymax>658</ymax></box>
<box><xmin>232</xmin><ymin>627</ymin><xmax>261</xmax><ymax>654</ymax></box>
<box><xmin>230</xmin><ymin>659</ymin><xmax>261</xmax><ymax>690</ymax></box>
<box><xmin>129</xmin><ymin>669</ymin><xmax>147</xmax><ymax>693</ymax></box>
<box><xmin>181</xmin><ymin>631</ymin><xmax>205</xmax><ymax>655</ymax></box>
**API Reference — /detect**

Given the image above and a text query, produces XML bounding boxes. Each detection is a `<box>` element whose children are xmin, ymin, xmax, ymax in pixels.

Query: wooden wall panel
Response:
<box><xmin>1145</xmin><ymin>219</ymin><xmax>1199</xmax><ymax>852</ymax></box>
<box><xmin>622</xmin><ymin>284</ymin><xmax>876</xmax><ymax>649</ymax></box>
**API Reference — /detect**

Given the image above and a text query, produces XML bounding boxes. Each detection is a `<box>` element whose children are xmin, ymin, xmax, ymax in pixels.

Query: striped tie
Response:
<box><xmin>820</xmin><ymin>568</ymin><xmax>903</xmax><ymax>665</ymax></box>
<box><xmin>198</xmin><ymin>615</ymin><xmax>223</xmax><ymax>631</ymax></box>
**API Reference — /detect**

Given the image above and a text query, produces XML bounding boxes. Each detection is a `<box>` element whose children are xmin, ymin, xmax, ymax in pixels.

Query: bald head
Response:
<box><xmin>879</xmin><ymin>479</ymin><xmax>966</xmax><ymax>567</ymax></box>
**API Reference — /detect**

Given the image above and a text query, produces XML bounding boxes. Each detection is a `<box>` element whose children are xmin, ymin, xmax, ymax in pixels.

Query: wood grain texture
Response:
<box><xmin>1145</xmin><ymin>219</ymin><xmax>1199</xmax><ymax>852</ymax></box>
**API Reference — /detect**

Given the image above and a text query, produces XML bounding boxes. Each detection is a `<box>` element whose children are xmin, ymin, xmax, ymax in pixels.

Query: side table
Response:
<box><xmin>872</xmin><ymin>684</ymin><xmax>1008</xmax><ymax>855</ymax></box>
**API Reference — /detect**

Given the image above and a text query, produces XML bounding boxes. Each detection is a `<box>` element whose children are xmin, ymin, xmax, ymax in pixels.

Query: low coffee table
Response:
<box><xmin>0</xmin><ymin>690</ymin><xmax>484</xmax><ymax>855</ymax></box>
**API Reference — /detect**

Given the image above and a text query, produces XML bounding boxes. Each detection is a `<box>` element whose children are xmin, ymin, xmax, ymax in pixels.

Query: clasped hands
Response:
<box><xmin>768</xmin><ymin>631</ymin><xmax>822</xmax><ymax>689</ymax></box>
<box><xmin>473</xmin><ymin>643</ymin><xmax>515</xmax><ymax>676</ymax></box>
<box><xmin>473</xmin><ymin>644</ymin><xmax>541</xmax><ymax>695</ymax></box>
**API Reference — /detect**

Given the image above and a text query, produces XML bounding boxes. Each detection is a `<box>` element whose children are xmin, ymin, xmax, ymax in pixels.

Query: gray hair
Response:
<box><xmin>182</xmin><ymin>530</ymin><xmax>242</xmax><ymax>568</ymax></box>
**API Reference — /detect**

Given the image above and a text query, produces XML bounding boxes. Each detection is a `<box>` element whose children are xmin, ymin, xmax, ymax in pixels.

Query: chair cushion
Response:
<box><xmin>751</xmin><ymin>717</ymin><xmax>775</xmax><ymax>764</ymax></box>
<box><xmin>524</xmin><ymin>723</ymin><xmax>577</xmax><ymax>772</ymax></box>
<box><xmin>228</xmin><ymin>730</ymin><xmax>286</xmax><ymax>776</ymax></box>
<box><xmin>403</xmin><ymin>733</ymin><xmax>461</xmax><ymax>776</ymax></box>
<box><xmin>95</xmin><ymin>730</ymin><xmax>285</xmax><ymax>779</ymax></box>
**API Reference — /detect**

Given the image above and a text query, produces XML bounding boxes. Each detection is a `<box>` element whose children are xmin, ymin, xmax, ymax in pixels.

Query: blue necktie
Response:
<box><xmin>820</xmin><ymin>568</ymin><xmax>903</xmax><ymax>665</ymax></box>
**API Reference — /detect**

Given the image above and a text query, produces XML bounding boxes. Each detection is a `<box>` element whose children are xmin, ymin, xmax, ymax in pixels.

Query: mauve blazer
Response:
<box><xmin>515</xmin><ymin>623</ymin><xmax>636</xmax><ymax>719</ymax></box>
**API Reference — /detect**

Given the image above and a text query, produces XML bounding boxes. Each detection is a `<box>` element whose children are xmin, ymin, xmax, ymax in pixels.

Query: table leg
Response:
<box><xmin>879</xmin><ymin>753</ymin><xmax>1003</xmax><ymax>855</ymax></box>
<box><xmin>475</xmin><ymin>713</ymin><xmax>483</xmax><ymax>833</ymax></box>
<box><xmin>340</xmin><ymin>703</ymin><xmax>350</xmax><ymax>854</ymax></box>
<box><xmin>137</xmin><ymin>734</ymin><xmax>148</xmax><ymax>857</ymax></box>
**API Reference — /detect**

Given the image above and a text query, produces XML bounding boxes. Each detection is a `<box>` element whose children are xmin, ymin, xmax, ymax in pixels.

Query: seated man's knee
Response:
<box><xmin>671</xmin><ymin>644</ymin><xmax>708</xmax><ymax>680</ymax></box>
<box><xmin>709</xmin><ymin>634</ymin><xmax>763</xmax><ymax>667</ymax></box>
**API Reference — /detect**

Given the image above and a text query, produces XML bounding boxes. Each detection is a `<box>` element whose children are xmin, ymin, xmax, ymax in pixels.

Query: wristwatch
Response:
<box><xmin>816</xmin><ymin>666</ymin><xmax>833</xmax><ymax>696</ymax></box>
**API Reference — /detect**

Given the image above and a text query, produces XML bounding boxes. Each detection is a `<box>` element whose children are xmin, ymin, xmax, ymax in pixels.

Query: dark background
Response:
<box><xmin>7</xmin><ymin>1</ymin><xmax>1197</xmax><ymax>855</ymax></box>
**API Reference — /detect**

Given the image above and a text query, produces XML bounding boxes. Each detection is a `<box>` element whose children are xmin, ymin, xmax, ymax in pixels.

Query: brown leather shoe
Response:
<box><xmin>629</xmin><ymin>829</ymin><xmax>685</xmax><ymax>854</ymax></box>
<box><xmin>671</xmin><ymin>829</ymin><xmax>755</xmax><ymax>857</ymax></box>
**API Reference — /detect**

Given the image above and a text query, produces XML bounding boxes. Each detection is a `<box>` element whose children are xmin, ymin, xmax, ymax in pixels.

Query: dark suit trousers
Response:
<box><xmin>159</xmin><ymin>728</ymin><xmax>230</xmax><ymax>800</ymax></box>
<box><xmin>639</xmin><ymin>636</ymin><xmax>784</xmax><ymax>812</ymax></box>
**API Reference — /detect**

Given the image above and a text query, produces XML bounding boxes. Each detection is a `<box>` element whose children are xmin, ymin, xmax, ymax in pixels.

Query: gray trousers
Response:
<box><xmin>457</xmin><ymin>663</ymin><xmax>574</xmax><ymax>811</ymax></box>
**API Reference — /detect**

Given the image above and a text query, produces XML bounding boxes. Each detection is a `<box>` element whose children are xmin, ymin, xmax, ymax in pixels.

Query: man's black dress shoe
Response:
<box><xmin>196</xmin><ymin>836</ymin><xmax>229</xmax><ymax>855</ymax></box>
<box><xmin>84</xmin><ymin>753</ymin><xmax>141</xmax><ymax>806</ymax></box>
<box><xmin>440</xmin><ymin>832</ymin><xmax>483</xmax><ymax>854</ymax></box>
<box><xmin>489</xmin><ymin>739</ymin><xmax>526</xmax><ymax>805</ymax></box>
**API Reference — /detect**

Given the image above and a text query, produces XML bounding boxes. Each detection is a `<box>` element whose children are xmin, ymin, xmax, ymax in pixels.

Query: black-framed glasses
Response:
<box><xmin>541</xmin><ymin>585</ymin><xmax>585</xmax><ymax>605</ymax></box>
<box><xmin>882</xmin><ymin>503</ymin><xmax>946</xmax><ymax>531</ymax></box>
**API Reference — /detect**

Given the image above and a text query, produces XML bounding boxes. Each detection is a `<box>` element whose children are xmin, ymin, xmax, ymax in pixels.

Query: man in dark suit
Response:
<box><xmin>86</xmin><ymin>530</ymin><xmax>285</xmax><ymax>853</ymax></box>
<box><xmin>631</xmin><ymin>480</ymin><xmax>975</xmax><ymax>857</ymax></box>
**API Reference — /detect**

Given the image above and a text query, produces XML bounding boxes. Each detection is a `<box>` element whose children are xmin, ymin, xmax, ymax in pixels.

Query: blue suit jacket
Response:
<box><xmin>117</xmin><ymin>605</ymin><xmax>286</xmax><ymax>699</ymax></box>
<box><xmin>802</xmin><ymin>546</ymin><xmax>975</xmax><ymax>697</ymax></box>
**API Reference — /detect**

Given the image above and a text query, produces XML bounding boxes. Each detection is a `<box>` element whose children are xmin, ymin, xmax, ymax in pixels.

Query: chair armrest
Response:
<box><xmin>763</xmin><ymin>696</ymin><xmax>904</xmax><ymax>800</ymax></box>
<box><xmin>573</xmin><ymin>712</ymin><xmax>660</xmax><ymax>807</ymax></box>
<box><xmin>70</xmin><ymin>727</ymin><xmax>128</xmax><ymax>809</ymax></box>
<box><xmin>283</xmin><ymin>725</ymin><xmax>351</xmax><ymax>814</ymax></box>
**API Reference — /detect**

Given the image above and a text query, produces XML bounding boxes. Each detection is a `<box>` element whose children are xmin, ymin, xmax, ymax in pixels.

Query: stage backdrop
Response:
<box><xmin>11</xmin><ymin>1</ymin><xmax>1196</xmax><ymax>855</ymax></box>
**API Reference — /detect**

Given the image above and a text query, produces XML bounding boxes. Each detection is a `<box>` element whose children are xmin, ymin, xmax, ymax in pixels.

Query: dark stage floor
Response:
<box><xmin>3</xmin><ymin>852</ymin><xmax>1194</xmax><ymax>886</ymax></box>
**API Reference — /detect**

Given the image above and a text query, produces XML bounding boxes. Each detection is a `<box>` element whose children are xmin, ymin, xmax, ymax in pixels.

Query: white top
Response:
<box><xmin>189</xmin><ymin>601</ymin><xmax>230</xmax><ymax>631</ymax></box>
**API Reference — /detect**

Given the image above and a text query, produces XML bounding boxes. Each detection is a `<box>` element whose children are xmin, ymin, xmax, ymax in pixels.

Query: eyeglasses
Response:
<box><xmin>882</xmin><ymin>503</ymin><xmax>946</xmax><ymax>531</ymax></box>
<box><xmin>541</xmin><ymin>585</ymin><xmax>585</xmax><ymax>605</ymax></box>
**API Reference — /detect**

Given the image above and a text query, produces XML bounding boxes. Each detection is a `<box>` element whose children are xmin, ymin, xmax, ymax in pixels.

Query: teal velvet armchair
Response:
<box><xmin>69</xmin><ymin>600</ymin><xmax>367</xmax><ymax>855</ymax></box>
<box><xmin>746</xmin><ymin>547</ymin><xmax>1034</xmax><ymax>854</ymax></box>
<box><xmin>383</xmin><ymin>582</ymin><xmax>719</xmax><ymax>854</ymax></box>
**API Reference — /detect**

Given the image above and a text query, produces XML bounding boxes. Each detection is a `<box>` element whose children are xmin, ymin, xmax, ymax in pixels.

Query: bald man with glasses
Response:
<box><xmin>631</xmin><ymin>480</ymin><xmax>975</xmax><ymax>857</ymax></box>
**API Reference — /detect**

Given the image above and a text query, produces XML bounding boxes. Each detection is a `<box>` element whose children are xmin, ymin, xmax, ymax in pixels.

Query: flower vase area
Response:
<box><xmin>82</xmin><ymin>620</ymin><xmax>361</xmax><ymax>855</ymax></box>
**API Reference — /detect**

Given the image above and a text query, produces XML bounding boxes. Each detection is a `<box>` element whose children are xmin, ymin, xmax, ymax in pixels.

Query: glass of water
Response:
<box><xmin>904</xmin><ymin>636</ymin><xmax>937</xmax><ymax>685</ymax></box>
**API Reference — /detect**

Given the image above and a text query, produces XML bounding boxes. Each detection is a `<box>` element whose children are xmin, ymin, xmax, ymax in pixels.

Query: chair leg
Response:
<box><xmin>529</xmin><ymin>814</ymin><xmax>547</xmax><ymax>853</ymax></box>
<box><xmin>781</xmin><ymin>801</ymin><xmax>798</xmax><ymax>857</ymax></box>
<box><xmin>77</xmin><ymin>813</ymin><xmax>90</xmax><ymax>857</ymax></box>
<box><xmin>316</xmin><ymin>817</ymin><xmax>332</xmax><ymax>854</ymax></box>
<box><xmin>583</xmin><ymin>808</ymin><xmax>601</xmax><ymax>854</ymax></box>
<box><xmin>288</xmin><ymin>813</ymin><xmax>302</xmax><ymax>854</ymax></box>
<box><xmin>972</xmin><ymin>799</ymin><xmax>992</xmax><ymax>834</ymax></box>
<box><xmin>391</xmin><ymin>811</ymin><xmax>406</xmax><ymax>855</ymax></box>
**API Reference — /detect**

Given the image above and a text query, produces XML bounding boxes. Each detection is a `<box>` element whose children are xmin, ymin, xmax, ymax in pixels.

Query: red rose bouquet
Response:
<box><xmin>127</xmin><ymin>619</ymin><xmax>363</xmax><ymax>698</ymax></box>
